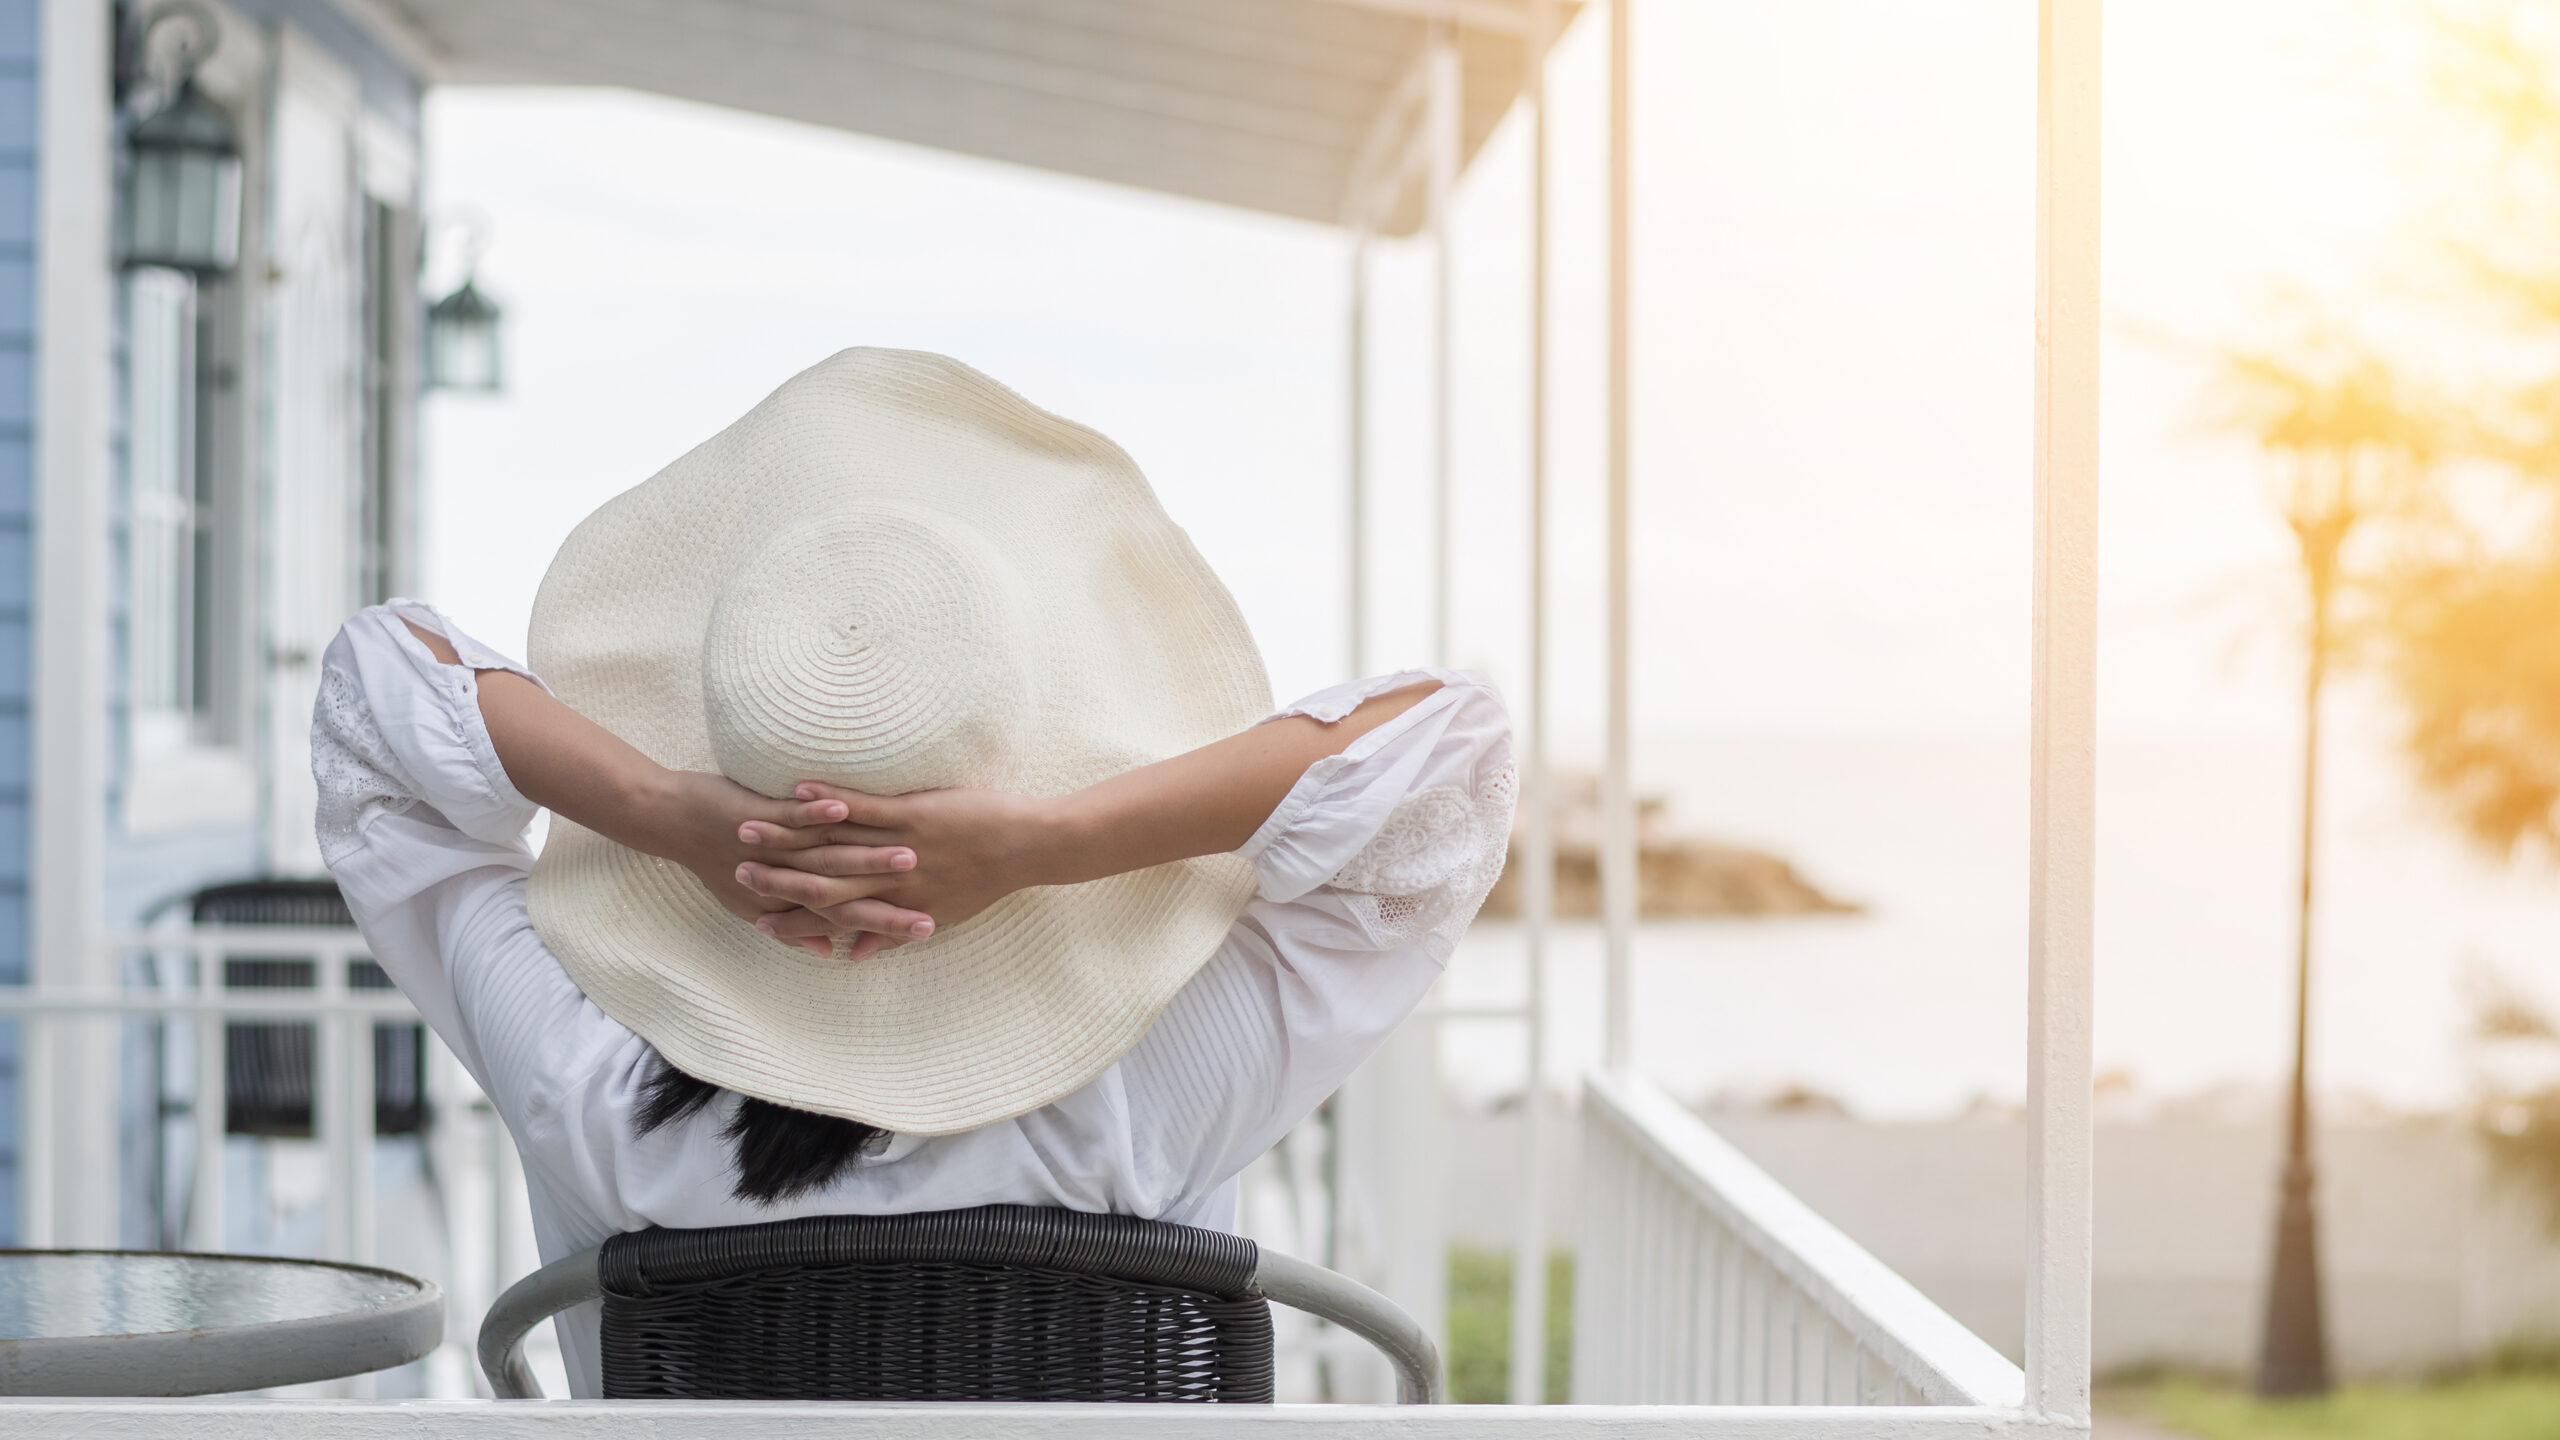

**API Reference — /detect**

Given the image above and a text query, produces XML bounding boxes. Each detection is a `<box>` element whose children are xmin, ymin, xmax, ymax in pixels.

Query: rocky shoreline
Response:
<box><xmin>1480</xmin><ymin>772</ymin><xmax>1861</xmax><ymax>919</ymax></box>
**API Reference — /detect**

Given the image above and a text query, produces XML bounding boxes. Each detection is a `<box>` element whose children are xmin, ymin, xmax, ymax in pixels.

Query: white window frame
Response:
<box><xmin>121</xmin><ymin>261</ymin><xmax>254</xmax><ymax>836</ymax></box>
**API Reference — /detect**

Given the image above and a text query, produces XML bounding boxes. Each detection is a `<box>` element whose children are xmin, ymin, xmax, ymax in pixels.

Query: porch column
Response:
<box><xmin>2025</xmin><ymin>0</ymin><xmax>2101</xmax><ymax>1425</ymax></box>
<box><xmin>1348</xmin><ymin>228</ymin><xmax>1369</xmax><ymax>679</ymax></box>
<box><xmin>1598</xmin><ymin>0</ymin><xmax>1635</xmax><ymax>1072</ymax></box>
<box><xmin>1426</xmin><ymin>20</ymin><xmax>1459</xmax><ymax>665</ymax></box>
<box><xmin>27</xmin><ymin>0</ymin><xmax>115</xmax><ymax>1249</ymax></box>
<box><xmin>1507</xmin><ymin>0</ymin><xmax>1559</xmax><ymax>1406</ymax></box>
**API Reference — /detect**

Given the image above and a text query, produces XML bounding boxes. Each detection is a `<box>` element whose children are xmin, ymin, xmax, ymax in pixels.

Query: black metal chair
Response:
<box><xmin>187</xmin><ymin>879</ymin><xmax>429</xmax><ymax>1137</ymax></box>
<box><xmin>478</xmin><ymin>1204</ymin><xmax>1438</xmax><ymax>1403</ymax></box>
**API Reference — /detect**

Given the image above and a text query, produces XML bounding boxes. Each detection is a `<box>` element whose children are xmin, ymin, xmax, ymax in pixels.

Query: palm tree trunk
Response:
<box><xmin>2256</xmin><ymin>553</ymin><xmax>2334</xmax><ymax>1397</ymax></box>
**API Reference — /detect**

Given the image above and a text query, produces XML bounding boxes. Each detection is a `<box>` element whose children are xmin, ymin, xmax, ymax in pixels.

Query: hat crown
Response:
<box><xmin>702</xmin><ymin>505</ymin><xmax>1029</xmax><ymax>798</ymax></box>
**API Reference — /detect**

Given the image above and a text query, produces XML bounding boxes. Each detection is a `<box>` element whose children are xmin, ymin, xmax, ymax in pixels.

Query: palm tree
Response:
<box><xmin>2213</xmin><ymin>0</ymin><xmax>2560</xmax><ymax>1314</ymax></box>
<box><xmin>2216</xmin><ymin>344</ymin><xmax>2436</xmax><ymax>1397</ymax></box>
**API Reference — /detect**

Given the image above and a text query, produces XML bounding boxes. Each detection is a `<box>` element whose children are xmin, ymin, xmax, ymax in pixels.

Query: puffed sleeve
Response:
<box><xmin>1241</xmin><ymin>668</ymin><xmax>1517</xmax><ymax>953</ymax></box>
<box><xmin>311</xmin><ymin>600</ymin><xmax>548</xmax><ymax>1073</ymax></box>
<box><xmin>1114</xmin><ymin>669</ymin><xmax>1516</xmax><ymax>1216</ymax></box>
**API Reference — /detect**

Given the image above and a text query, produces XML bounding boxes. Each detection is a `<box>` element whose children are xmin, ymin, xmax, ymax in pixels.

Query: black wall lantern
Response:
<box><xmin>427</xmin><ymin>274</ymin><xmax>504</xmax><ymax>394</ymax></box>
<box><xmin>427</xmin><ymin>214</ymin><xmax>504</xmax><ymax>393</ymax></box>
<box><xmin>120</xmin><ymin>5</ymin><xmax>242</xmax><ymax>277</ymax></box>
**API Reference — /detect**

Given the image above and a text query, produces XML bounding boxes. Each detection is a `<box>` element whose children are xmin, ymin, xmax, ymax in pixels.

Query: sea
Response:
<box><xmin>1432</xmin><ymin>730</ymin><xmax>2560</xmax><ymax>1120</ymax></box>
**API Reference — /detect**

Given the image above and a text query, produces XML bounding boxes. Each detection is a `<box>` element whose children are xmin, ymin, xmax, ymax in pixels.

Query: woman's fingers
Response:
<box><xmin>731</xmin><ymin>792</ymin><xmax>849</xmax><ymax>842</ymax></box>
<box><xmin>735</xmin><ymin>818</ymin><xmax>836</xmax><ymax>851</ymax></box>
<box><xmin>735</xmin><ymin>860</ymin><xmax>888</xmax><ymax>909</ymax></box>
<box><xmin>750</xmin><ymin>913</ymin><xmax>896</xmax><ymax>961</ymax></box>
<box><xmin>746</xmin><ymin>916</ymin><xmax>834</xmax><ymax>956</ymax></box>
<box><xmin>779</xmin><ymin>844</ymin><xmax>915</xmax><ymax>878</ymax></box>
<box><xmin>820</xmin><ymin>899</ymin><xmax>933</xmax><ymax>939</ymax></box>
<box><xmin>736</xmin><ymin>819</ymin><xmax>902</xmax><ymax>851</ymax></box>
<box><xmin>756</xmin><ymin>900</ymin><xmax>934</xmax><ymax>942</ymax></box>
<box><xmin>840</xmin><ymin>933</ymin><xmax>915</xmax><ymax>963</ymax></box>
<box><xmin>791</xmin><ymin>781</ymin><xmax>906</xmax><ymax>829</ymax></box>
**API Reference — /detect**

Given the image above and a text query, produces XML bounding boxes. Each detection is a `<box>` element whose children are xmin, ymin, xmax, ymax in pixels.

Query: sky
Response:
<box><xmin>414</xmin><ymin>2</ymin><xmax>2559</xmax><ymax>1111</ymax></box>
<box><xmin>421</xmin><ymin>0</ymin><xmax>2430</xmax><ymax>748</ymax></box>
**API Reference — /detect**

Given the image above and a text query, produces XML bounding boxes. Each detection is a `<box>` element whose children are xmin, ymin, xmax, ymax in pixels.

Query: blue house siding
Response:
<box><xmin>0</xmin><ymin>0</ymin><xmax>421</xmax><ymax>1248</ymax></box>
<box><xmin>0</xmin><ymin>0</ymin><xmax>38</xmax><ymax>1247</ymax></box>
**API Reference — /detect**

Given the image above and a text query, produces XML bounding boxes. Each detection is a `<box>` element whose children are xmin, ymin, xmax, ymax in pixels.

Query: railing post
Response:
<box><xmin>318</xmin><ymin>942</ymin><xmax>352</xmax><ymax>1263</ymax></box>
<box><xmin>2026</xmin><ymin>0</ymin><xmax>2102</xmax><ymax>1425</ymax></box>
<box><xmin>18</xmin><ymin>1011</ymin><xmax>50</xmax><ymax>1246</ymax></box>
<box><xmin>191</xmin><ymin>936</ymin><xmax>225</xmax><ymax>1252</ymax></box>
<box><xmin>344</xmin><ymin>940</ymin><xmax>379</xmax><ymax>1398</ymax></box>
<box><xmin>346</xmin><ymin>964</ymin><xmax>377</xmax><ymax>1268</ymax></box>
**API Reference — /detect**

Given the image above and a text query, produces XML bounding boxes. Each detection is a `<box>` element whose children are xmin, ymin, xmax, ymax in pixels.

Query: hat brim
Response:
<box><xmin>523</xmin><ymin>349</ymin><xmax>1272</xmax><ymax>1134</ymax></box>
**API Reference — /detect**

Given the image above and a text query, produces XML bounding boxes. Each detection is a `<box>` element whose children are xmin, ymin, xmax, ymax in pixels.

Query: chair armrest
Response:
<box><xmin>479</xmin><ymin>1237</ymin><xmax>1440</xmax><ymax>1403</ymax></box>
<box><xmin>1250</xmin><ymin>1249</ymin><xmax>1441</xmax><ymax>1403</ymax></box>
<box><xmin>477</xmin><ymin>1245</ymin><xmax>602</xmax><ymax>1399</ymax></box>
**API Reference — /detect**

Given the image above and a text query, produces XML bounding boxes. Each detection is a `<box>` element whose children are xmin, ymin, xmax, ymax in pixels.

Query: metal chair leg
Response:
<box><xmin>1253</xmin><ymin>1248</ymin><xmax>1441</xmax><ymax>1403</ymax></box>
<box><xmin>477</xmin><ymin>1244</ymin><xmax>599</xmax><ymax>1399</ymax></box>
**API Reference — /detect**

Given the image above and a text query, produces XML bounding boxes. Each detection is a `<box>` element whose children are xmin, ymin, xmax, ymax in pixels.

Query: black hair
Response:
<box><xmin>633</xmin><ymin>1051</ymin><xmax>891</xmax><ymax>1204</ymax></box>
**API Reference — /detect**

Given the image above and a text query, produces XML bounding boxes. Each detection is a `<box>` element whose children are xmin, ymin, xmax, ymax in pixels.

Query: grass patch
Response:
<box><xmin>1446</xmin><ymin>1246</ymin><xmax>1573</xmax><ymax>1404</ymax></box>
<box><xmin>2124</xmin><ymin>1375</ymin><xmax>2560</xmax><ymax>1440</ymax></box>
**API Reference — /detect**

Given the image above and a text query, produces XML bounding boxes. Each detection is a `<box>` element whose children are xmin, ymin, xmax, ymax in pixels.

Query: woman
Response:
<box><xmin>314</xmin><ymin>349</ymin><xmax>1513</xmax><ymax>1395</ymax></box>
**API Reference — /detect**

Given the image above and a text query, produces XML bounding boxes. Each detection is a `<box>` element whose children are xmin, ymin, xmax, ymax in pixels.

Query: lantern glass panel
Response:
<box><xmin>428</xmin><ymin>288</ymin><xmax>503</xmax><ymax>394</ymax></box>
<box><xmin>125</xmin><ymin>145</ymin><xmax>242</xmax><ymax>273</ymax></box>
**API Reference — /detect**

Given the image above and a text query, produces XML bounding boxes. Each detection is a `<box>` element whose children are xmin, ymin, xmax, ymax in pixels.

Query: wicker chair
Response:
<box><xmin>478</xmin><ymin>1204</ymin><xmax>1438</xmax><ymax>1403</ymax></box>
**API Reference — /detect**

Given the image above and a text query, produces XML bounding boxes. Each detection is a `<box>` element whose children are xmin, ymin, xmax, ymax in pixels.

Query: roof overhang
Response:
<box><xmin>372</xmin><ymin>0</ymin><xmax>1557</xmax><ymax>235</ymax></box>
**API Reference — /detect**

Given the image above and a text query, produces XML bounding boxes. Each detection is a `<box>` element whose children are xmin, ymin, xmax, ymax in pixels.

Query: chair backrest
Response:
<box><xmin>189</xmin><ymin>878</ymin><xmax>358</xmax><ymax>927</ymax></box>
<box><xmin>185</xmin><ymin>878</ymin><xmax>429</xmax><ymax>1138</ymax></box>
<box><xmin>596</xmin><ymin>1205</ymin><xmax>1275</xmax><ymax>1402</ymax></box>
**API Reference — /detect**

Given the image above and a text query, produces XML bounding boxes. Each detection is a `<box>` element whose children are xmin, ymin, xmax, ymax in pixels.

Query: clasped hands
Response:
<box><xmin>410</xmin><ymin>614</ymin><xmax>1415</xmax><ymax>955</ymax></box>
<box><xmin>659</xmin><ymin>771</ymin><xmax>1062</xmax><ymax>960</ymax></box>
<box><xmin>647</xmin><ymin>682</ymin><xmax>1443</xmax><ymax>959</ymax></box>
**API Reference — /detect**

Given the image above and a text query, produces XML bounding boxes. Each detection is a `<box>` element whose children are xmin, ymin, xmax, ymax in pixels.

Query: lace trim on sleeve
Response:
<box><xmin>1332</xmin><ymin>757</ymin><xmax>1519</xmax><ymax>951</ymax></box>
<box><xmin>312</xmin><ymin>662</ymin><xmax>420</xmax><ymax>866</ymax></box>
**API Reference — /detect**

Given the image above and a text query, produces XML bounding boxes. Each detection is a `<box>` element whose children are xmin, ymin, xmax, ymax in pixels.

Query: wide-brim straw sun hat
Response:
<box><xmin>525</xmin><ymin>348</ymin><xmax>1272</xmax><ymax>1135</ymax></box>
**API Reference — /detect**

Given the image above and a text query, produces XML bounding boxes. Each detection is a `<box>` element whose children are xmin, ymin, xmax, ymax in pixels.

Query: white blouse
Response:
<box><xmin>312</xmin><ymin>601</ymin><xmax>1515</xmax><ymax>1395</ymax></box>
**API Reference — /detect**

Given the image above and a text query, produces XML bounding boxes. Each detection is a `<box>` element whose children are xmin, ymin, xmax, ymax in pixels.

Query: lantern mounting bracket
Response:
<box><xmin>117</xmin><ymin>2</ymin><xmax>221</xmax><ymax>114</ymax></box>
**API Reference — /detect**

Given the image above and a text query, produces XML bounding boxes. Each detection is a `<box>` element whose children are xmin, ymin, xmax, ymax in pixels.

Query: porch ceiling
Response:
<box><xmin>379</xmin><ymin>0</ymin><xmax>1551</xmax><ymax>234</ymax></box>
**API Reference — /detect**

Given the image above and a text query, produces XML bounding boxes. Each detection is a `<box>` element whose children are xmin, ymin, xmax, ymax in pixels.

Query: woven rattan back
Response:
<box><xmin>596</xmin><ymin>1205</ymin><xmax>1275</xmax><ymax>1402</ymax></box>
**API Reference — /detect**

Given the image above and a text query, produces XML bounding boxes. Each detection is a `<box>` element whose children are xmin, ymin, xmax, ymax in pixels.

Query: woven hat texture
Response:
<box><xmin>526</xmin><ymin>349</ymin><xmax>1271</xmax><ymax>1134</ymax></box>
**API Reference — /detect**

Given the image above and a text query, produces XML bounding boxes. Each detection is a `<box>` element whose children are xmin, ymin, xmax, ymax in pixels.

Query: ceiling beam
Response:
<box><xmin>341</xmin><ymin>0</ymin><xmax>455</xmax><ymax>82</ymax></box>
<box><xmin>1327</xmin><ymin>0</ymin><xmax>1532</xmax><ymax>37</ymax></box>
<box><xmin>1340</xmin><ymin>39</ymin><xmax>1430</xmax><ymax>226</ymax></box>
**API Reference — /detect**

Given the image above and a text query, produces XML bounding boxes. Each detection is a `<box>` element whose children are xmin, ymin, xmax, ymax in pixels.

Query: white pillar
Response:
<box><xmin>190</xmin><ymin>1002</ymin><xmax>226</xmax><ymax>1250</ymax></box>
<box><xmin>1508</xmin><ymin>0</ymin><xmax>1559</xmax><ymax>1406</ymax></box>
<box><xmin>27</xmin><ymin>0</ymin><xmax>116</xmax><ymax>1249</ymax></box>
<box><xmin>1348</xmin><ymin>230</ymin><xmax>1370</xmax><ymax>680</ymax></box>
<box><xmin>1426</xmin><ymin>21</ymin><xmax>1460</xmax><ymax>667</ymax></box>
<box><xmin>1598</xmin><ymin>0</ymin><xmax>1636</xmax><ymax>1072</ymax></box>
<box><xmin>2026</xmin><ymin>0</ymin><xmax>2101</xmax><ymax>1424</ymax></box>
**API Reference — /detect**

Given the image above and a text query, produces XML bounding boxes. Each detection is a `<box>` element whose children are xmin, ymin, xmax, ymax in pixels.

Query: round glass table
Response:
<box><xmin>0</xmin><ymin>1250</ymin><xmax>444</xmax><ymax>1395</ymax></box>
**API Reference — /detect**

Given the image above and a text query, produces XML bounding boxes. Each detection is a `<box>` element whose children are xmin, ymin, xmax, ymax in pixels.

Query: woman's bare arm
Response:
<box><xmin>401</xmin><ymin>619</ymin><xmax>932</xmax><ymax>954</ymax></box>
<box><xmin>737</xmin><ymin>682</ymin><xmax>1442</xmax><ymax>944</ymax></box>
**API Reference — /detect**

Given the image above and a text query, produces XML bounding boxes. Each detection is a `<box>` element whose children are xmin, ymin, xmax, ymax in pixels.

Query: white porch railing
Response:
<box><xmin>1573</xmin><ymin>1071</ymin><xmax>2025</xmax><ymax>1409</ymax></box>
<box><xmin>2</xmin><ymin>928</ymin><xmax>2059</xmax><ymax>1435</ymax></box>
<box><xmin>3</xmin><ymin>925</ymin><xmax>537</xmax><ymax>1396</ymax></box>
